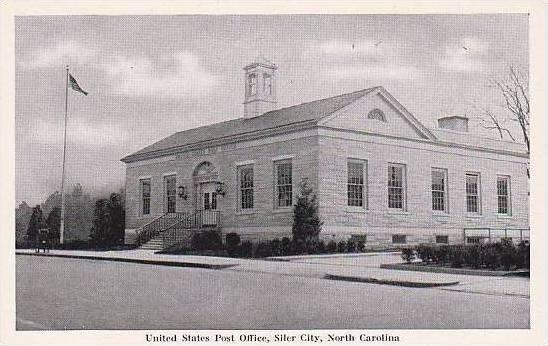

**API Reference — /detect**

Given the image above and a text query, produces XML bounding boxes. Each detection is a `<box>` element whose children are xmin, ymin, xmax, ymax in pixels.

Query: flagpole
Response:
<box><xmin>60</xmin><ymin>65</ymin><xmax>69</xmax><ymax>245</ymax></box>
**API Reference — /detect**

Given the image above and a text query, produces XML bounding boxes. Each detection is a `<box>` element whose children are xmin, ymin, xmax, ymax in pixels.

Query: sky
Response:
<box><xmin>15</xmin><ymin>14</ymin><xmax>528</xmax><ymax>205</ymax></box>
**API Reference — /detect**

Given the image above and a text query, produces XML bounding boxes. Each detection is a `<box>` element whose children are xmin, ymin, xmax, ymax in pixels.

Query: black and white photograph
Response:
<box><xmin>1</xmin><ymin>1</ymin><xmax>546</xmax><ymax>346</ymax></box>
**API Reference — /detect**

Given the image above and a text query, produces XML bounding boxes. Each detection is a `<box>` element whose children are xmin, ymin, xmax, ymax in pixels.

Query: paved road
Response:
<box><xmin>16</xmin><ymin>256</ymin><xmax>529</xmax><ymax>330</ymax></box>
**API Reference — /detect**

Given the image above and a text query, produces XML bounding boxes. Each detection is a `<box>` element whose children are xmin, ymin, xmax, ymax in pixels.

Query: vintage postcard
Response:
<box><xmin>0</xmin><ymin>1</ymin><xmax>546</xmax><ymax>346</ymax></box>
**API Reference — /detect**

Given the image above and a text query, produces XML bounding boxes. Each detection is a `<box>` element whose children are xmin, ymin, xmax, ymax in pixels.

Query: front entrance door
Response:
<box><xmin>199</xmin><ymin>182</ymin><xmax>218</xmax><ymax>226</ymax></box>
<box><xmin>200</xmin><ymin>183</ymin><xmax>217</xmax><ymax>211</ymax></box>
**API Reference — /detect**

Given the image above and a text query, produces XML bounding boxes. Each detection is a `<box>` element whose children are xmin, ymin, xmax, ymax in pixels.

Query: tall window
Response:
<box><xmin>164</xmin><ymin>175</ymin><xmax>176</xmax><ymax>213</ymax></box>
<box><xmin>248</xmin><ymin>73</ymin><xmax>257</xmax><ymax>96</ymax></box>
<box><xmin>347</xmin><ymin>160</ymin><xmax>365</xmax><ymax>207</ymax></box>
<box><xmin>465</xmin><ymin>173</ymin><xmax>480</xmax><ymax>214</ymax></box>
<box><xmin>263</xmin><ymin>73</ymin><xmax>272</xmax><ymax>95</ymax></box>
<box><xmin>497</xmin><ymin>176</ymin><xmax>511</xmax><ymax>215</ymax></box>
<box><xmin>239</xmin><ymin>165</ymin><xmax>254</xmax><ymax>209</ymax></box>
<box><xmin>431</xmin><ymin>168</ymin><xmax>448</xmax><ymax>212</ymax></box>
<box><xmin>140</xmin><ymin>179</ymin><xmax>151</xmax><ymax>215</ymax></box>
<box><xmin>388</xmin><ymin>164</ymin><xmax>405</xmax><ymax>210</ymax></box>
<box><xmin>275</xmin><ymin>160</ymin><xmax>292</xmax><ymax>208</ymax></box>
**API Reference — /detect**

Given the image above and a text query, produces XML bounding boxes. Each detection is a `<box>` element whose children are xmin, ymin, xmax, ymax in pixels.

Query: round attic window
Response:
<box><xmin>367</xmin><ymin>108</ymin><xmax>386</xmax><ymax>122</ymax></box>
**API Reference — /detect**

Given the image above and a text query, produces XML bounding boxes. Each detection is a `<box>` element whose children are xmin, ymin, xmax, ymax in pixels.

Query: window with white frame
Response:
<box><xmin>347</xmin><ymin>160</ymin><xmax>366</xmax><ymax>207</ymax></box>
<box><xmin>465</xmin><ymin>173</ymin><xmax>480</xmax><ymax>214</ymax></box>
<box><xmin>164</xmin><ymin>175</ymin><xmax>176</xmax><ymax>213</ymax></box>
<box><xmin>140</xmin><ymin>179</ymin><xmax>151</xmax><ymax>215</ymax></box>
<box><xmin>247</xmin><ymin>73</ymin><xmax>257</xmax><ymax>96</ymax></box>
<box><xmin>263</xmin><ymin>73</ymin><xmax>272</xmax><ymax>95</ymax></box>
<box><xmin>388</xmin><ymin>164</ymin><xmax>405</xmax><ymax>210</ymax></box>
<box><xmin>497</xmin><ymin>176</ymin><xmax>511</xmax><ymax>215</ymax></box>
<box><xmin>275</xmin><ymin>160</ymin><xmax>292</xmax><ymax>208</ymax></box>
<box><xmin>431</xmin><ymin>168</ymin><xmax>448</xmax><ymax>212</ymax></box>
<box><xmin>238</xmin><ymin>165</ymin><xmax>254</xmax><ymax>210</ymax></box>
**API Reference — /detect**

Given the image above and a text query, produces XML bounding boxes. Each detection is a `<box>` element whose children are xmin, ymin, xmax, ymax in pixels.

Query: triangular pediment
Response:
<box><xmin>319</xmin><ymin>87</ymin><xmax>436</xmax><ymax>140</ymax></box>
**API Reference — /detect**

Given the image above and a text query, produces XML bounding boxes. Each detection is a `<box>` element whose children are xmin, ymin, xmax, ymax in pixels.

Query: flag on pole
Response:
<box><xmin>69</xmin><ymin>74</ymin><xmax>88</xmax><ymax>95</ymax></box>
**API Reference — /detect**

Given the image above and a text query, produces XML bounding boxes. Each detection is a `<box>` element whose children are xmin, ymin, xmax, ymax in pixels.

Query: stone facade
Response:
<box><xmin>122</xmin><ymin>61</ymin><xmax>529</xmax><ymax>247</ymax></box>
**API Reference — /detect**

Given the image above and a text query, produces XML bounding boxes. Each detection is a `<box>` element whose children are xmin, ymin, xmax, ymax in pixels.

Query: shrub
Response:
<box><xmin>481</xmin><ymin>244</ymin><xmax>499</xmax><ymax>270</ymax></box>
<box><xmin>516</xmin><ymin>241</ymin><xmax>530</xmax><ymax>269</ymax></box>
<box><xmin>416</xmin><ymin>244</ymin><xmax>433</xmax><ymax>263</ymax></box>
<box><xmin>255</xmin><ymin>241</ymin><xmax>274</xmax><ymax>258</ymax></box>
<box><xmin>292</xmin><ymin>179</ymin><xmax>323</xmax><ymax>243</ymax></box>
<box><xmin>499</xmin><ymin>239</ymin><xmax>517</xmax><ymax>270</ymax></box>
<box><xmin>270</xmin><ymin>238</ymin><xmax>283</xmax><ymax>257</ymax></box>
<box><xmin>357</xmin><ymin>240</ymin><xmax>366</xmax><ymax>252</ymax></box>
<box><xmin>346</xmin><ymin>240</ymin><xmax>357</xmax><ymax>253</ymax></box>
<box><xmin>326</xmin><ymin>240</ymin><xmax>337</xmax><ymax>253</ymax></box>
<box><xmin>281</xmin><ymin>237</ymin><xmax>292</xmax><ymax>256</ymax></box>
<box><xmin>316</xmin><ymin>240</ymin><xmax>327</xmax><ymax>254</ymax></box>
<box><xmin>435</xmin><ymin>245</ymin><xmax>450</xmax><ymax>264</ymax></box>
<box><xmin>401</xmin><ymin>248</ymin><xmax>415</xmax><ymax>263</ymax></box>
<box><xmin>448</xmin><ymin>245</ymin><xmax>465</xmax><ymax>268</ymax></box>
<box><xmin>225</xmin><ymin>232</ymin><xmax>241</xmax><ymax>257</ymax></box>
<box><xmin>337</xmin><ymin>241</ymin><xmax>347</xmax><ymax>253</ymax></box>
<box><xmin>464</xmin><ymin>245</ymin><xmax>481</xmax><ymax>269</ymax></box>
<box><xmin>239</xmin><ymin>240</ymin><xmax>253</xmax><ymax>258</ymax></box>
<box><xmin>191</xmin><ymin>230</ymin><xmax>223</xmax><ymax>251</ymax></box>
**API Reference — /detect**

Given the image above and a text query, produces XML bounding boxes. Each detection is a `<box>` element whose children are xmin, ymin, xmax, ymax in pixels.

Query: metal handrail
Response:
<box><xmin>462</xmin><ymin>227</ymin><xmax>530</xmax><ymax>244</ymax></box>
<box><xmin>136</xmin><ymin>212</ymin><xmax>189</xmax><ymax>246</ymax></box>
<box><xmin>160</xmin><ymin>210</ymin><xmax>221</xmax><ymax>249</ymax></box>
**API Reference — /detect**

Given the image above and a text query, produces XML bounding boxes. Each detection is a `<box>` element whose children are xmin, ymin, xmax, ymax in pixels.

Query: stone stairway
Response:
<box><xmin>139</xmin><ymin>235</ymin><xmax>164</xmax><ymax>251</ymax></box>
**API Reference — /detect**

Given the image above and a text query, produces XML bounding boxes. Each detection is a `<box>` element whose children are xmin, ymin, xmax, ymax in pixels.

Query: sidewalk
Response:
<box><xmin>16</xmin><ymin>249</ymin><xmax>529</xmax><ymax>298</ymax></box>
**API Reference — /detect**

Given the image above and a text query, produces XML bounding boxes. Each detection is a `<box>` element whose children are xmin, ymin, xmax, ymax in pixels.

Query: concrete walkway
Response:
<box><xmin>15</xmin><ymin>249</ymin><xmax>529</xmax><ymax>298</ymax></box>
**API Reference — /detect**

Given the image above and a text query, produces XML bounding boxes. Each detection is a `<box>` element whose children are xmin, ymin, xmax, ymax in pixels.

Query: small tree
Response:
<box><xmin>46</xmin><ymin>207</ymin><xmax>61</xmax><ymax>245</ymax></box>
<box><xmin>89</xmin><ymin>193</ymin><xmax>125</xmax><ymax>248</ymax></box>
<box><xmin>291</xmin><ymin>178</ymin><xmax>323</xmax><ymax>243</ymax></box>
<box><xmin>26</xmin><ymin>205</ymin><xmax>46</xmax><ymax>244</ymax></box>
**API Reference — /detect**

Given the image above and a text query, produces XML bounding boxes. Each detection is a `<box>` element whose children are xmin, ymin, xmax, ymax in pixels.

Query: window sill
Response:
<box><xmin>236</xmin><ymin>209</ymin><xmax>256</xmax><ymax>215</ymax></box>
<box><xmin>496</xmin><ymin>214</ymin><xmax>513</xmax><ymax>219</ymax></box>
<box><xmin>432</xmin><ymin>212</ymin><xmax>450</xmax><ymax>218</ymax></box>
<box><xmin>345</xmin><ymin>207</ymin><xmax>368</xmax><ymax>214</ymax></box>
<box><xmin>465</xmin><ymin>214</ymin><xmax>482</xmax><ymax>219</ymax></box>
<box><xmin>387</xmin><ymin>210</ymin><xmax>409</xmax><ymax>215</ymax></box>
<box><xmin>273</xmin><ymin>208</ymin><xmax>292</xmax><ymax>214</ymax></box>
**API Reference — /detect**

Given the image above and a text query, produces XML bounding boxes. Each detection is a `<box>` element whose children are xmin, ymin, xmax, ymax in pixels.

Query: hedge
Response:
<box><xmin>402</xmin><ymin>239</ymin><xmax>529</xmax><ymax>271</ymax></box>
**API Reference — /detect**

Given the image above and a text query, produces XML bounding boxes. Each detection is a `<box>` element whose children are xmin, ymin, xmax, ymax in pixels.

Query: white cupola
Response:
<box><xmin>243</xmin><ymin>57</ymin><xmax>277</xmax><ymax>118</ymax></box>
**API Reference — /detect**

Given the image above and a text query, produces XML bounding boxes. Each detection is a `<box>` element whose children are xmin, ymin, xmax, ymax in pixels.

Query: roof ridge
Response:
<box><xmin>255</xmin><ymin>86</ymin><xmax>380</xmax><ymax>118</ymax></box>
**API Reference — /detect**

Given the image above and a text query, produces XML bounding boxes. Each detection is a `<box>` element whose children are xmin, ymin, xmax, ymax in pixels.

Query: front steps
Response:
<box><xmin>139</xmin><ymin>236</ymin><xmax>164</xmax><ymax>251</ymax></box>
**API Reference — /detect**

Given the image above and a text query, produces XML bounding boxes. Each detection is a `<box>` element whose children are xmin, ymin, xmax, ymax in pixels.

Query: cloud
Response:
<box><xmin>18</xmin><ymin>41</ymin><xmax>98</xmax><ymax>69</ymax></box>
<box><xmin>102</xmin><ymin>52</ymin><xmax>217</xmax><ymax>98</ymax></box>
<box><xmin>439</xmin><ymin>36</ymin><xmax>489</xmax><ymax>72</ymax></box>
<box><xmin>324</xmin><ymin>64</ymin><xmax>423</xmax><ymax>81</ymax></box>
<box><xmin>33</xmin><ymin>118</ymin><xmax>125</xmax><ymax>148</ymax></box>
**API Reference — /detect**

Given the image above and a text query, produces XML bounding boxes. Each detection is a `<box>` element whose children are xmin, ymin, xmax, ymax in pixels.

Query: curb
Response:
<box><xmin>266</xmin><ymin>251</ymin><xmax>401</xmax><ymax>261</ymax></box>
<box><xmin>324</xmin><ymin>273</ymin><xmax>459</xmax><ymax>288</ymax></box>
<box><xmin>380</xmin><ymin>263</ymin><xmax>529</xmax><ymax>277</ymax></box>
<box><xmin>16</xmin><ymin>252</ymin><xmax>239</xmax><ymax>270</ymax></box>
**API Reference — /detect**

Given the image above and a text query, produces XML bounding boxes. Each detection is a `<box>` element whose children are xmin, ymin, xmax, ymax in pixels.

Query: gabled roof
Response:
<box><xmin>121</xmin><ymin>87</ymin><xmax>378</xmax><ymax>162</ymax></box>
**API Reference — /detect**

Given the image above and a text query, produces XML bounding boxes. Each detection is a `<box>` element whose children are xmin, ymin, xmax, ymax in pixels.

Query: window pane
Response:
<box><xmin>431</xmin><ymin>169</ymin><xmax>446</xmax><ymax>212</ymax></box>
<box><xmin>497</xmin><ymin>177</ymin><xmax>510</xmax><ymax>214</ymax></box>
<box><xmin>465</xmin><ymin>174</ymin><xmax>480</xmax><ymax>213</ymax></box>
<box><xmin>388</xmin><ymin>165</ymin><xmax>404</xmax><ymax>209</ymax></box>
<box><xmin>164</xmin><ymin>176</ymin><xmax>176</xmax><ymax>213</ymax></box>
<box><xmin>239</xmin><ymin>166</ymin><xmax>254</xmax><ymax>209</ymax></box>
<box><xmin>347</xmin><ymin>161</ymin><xmax>365</xmax><ymax>207</ymax></box>
<box><xmin>275</xmin><ymin>161</ymin><xmax>292</xmax><ymax>207</ymax></box>
<box><xmin>141</xmin><ymin>179</ymin><xmax>151</xmax><ymax>215</ymax></box>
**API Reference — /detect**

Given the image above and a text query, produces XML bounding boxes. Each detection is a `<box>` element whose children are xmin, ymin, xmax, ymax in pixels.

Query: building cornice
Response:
<box><xmin>121</xmin><ymin>120</ymin><xmax>318</xmax><ymax>163</ymax></box>
<box><xmin>317</xmin><ymin>125</ymin><xmax>529</xmax><ymax>159</ymax></box>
